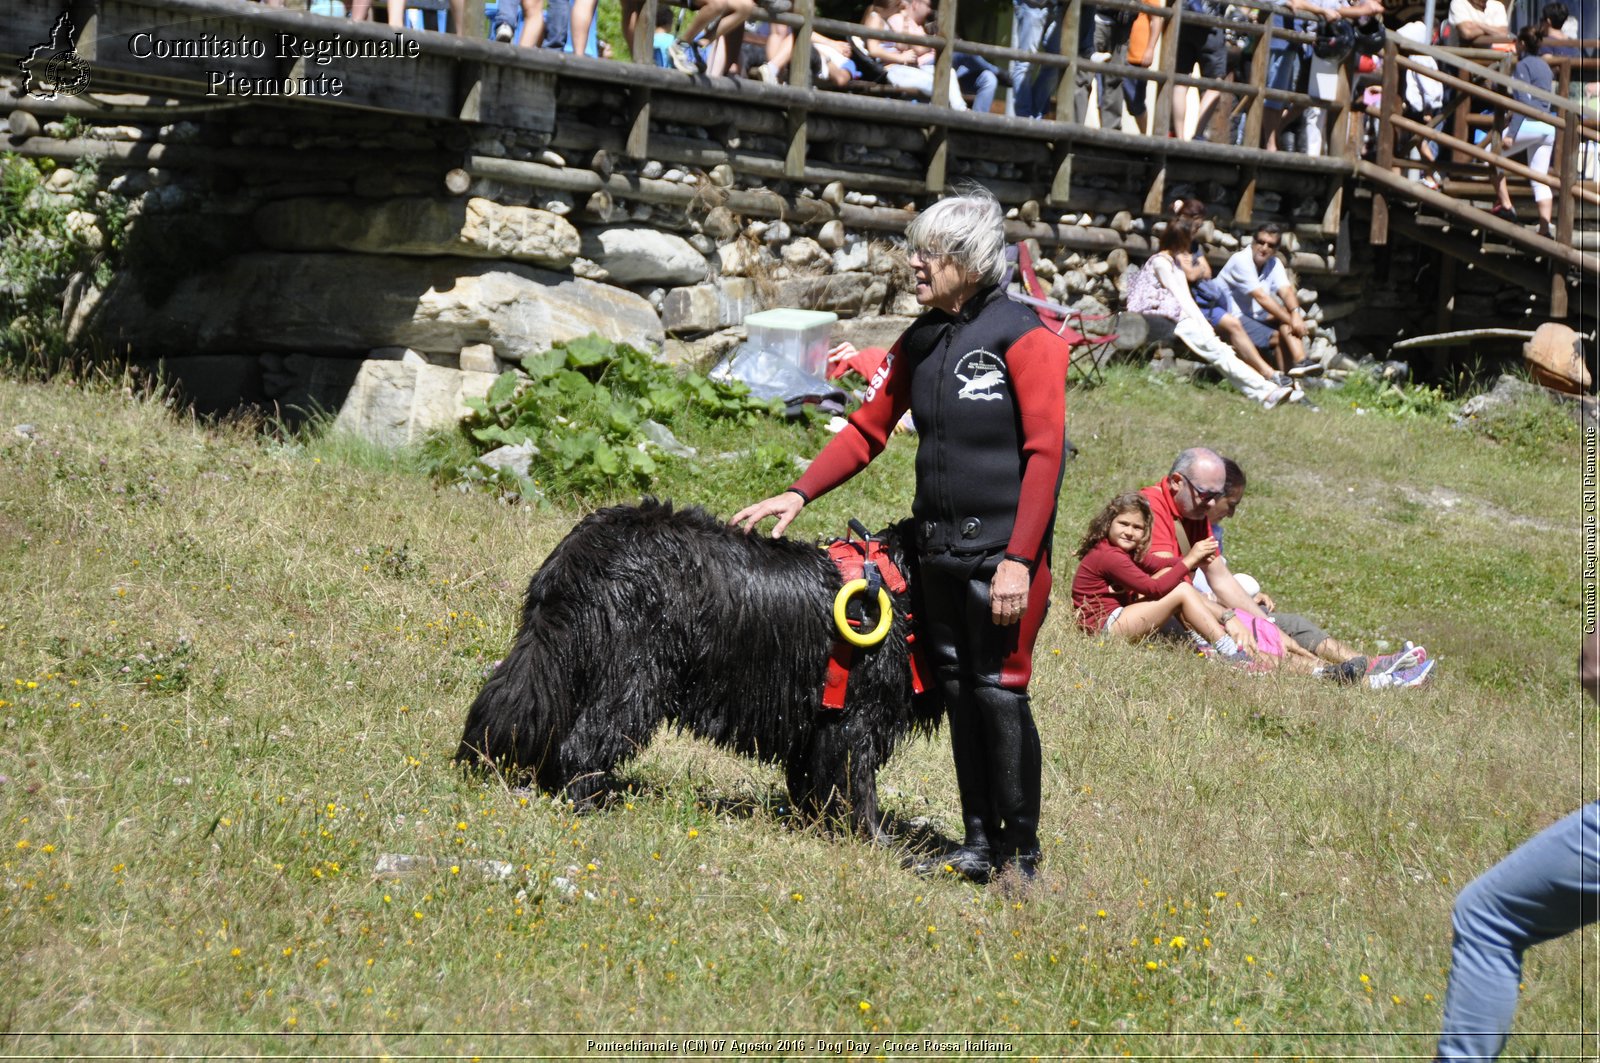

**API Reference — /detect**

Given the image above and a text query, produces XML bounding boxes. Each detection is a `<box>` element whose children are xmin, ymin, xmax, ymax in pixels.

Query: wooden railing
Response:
<box><xmin>599</xmin><ymin>0</ymin><xmax>1363</xmax><ymax>227</ymax></box>
<box><xmin>15</xmin><ymin>0</ymin><xmax>1597</xmax><ymax>287</ymax></box>
<box><xmin>1362</xmin><ymin>32</ymin><xmax>1599</xmax><ymax>312</ymax></box>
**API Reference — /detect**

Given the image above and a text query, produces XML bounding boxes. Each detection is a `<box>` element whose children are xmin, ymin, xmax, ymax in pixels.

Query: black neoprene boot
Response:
<box><xmin>941</xmin><ymin>678</ymin><xmax>996</xmax><ymax>882</ymax></box>
<box><xmin>973</xmin><ymin>685</ymin><xmax>1042</xmax><ymax>879</ymax></box>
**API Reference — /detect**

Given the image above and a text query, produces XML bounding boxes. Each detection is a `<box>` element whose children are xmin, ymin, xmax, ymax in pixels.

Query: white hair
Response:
<box><xmin>905</xmin><ymin>186</ymin><xmax>1007</xmax><ymax>287</ymax></box>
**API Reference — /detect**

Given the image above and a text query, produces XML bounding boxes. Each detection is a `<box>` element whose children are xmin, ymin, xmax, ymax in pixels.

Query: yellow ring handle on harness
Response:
<box><xmin>833</xmin><ymin>579</ymin><xmax>893</xmax><ymax>648</ymax></box>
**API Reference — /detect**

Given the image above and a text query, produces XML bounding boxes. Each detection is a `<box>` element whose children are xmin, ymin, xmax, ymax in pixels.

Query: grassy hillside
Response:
<box><xmin>0</xmin><ymin>366</ymin><xmax>1591</xmax><ymax>1059</ymax></box>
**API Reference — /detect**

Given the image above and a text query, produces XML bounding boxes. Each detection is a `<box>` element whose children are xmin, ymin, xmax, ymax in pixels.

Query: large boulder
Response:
<box><xmin>333</xmin><ymin>360</ymin><xmax>497</xmax><ymax>448</ymax></box>
<box><xmin>580</xmin><ymin>227</ymin><xmax>709</xmax><ymax>286</ymax></box>
<box><xmin>1523</xmin><ymin>322</ymin><xmax>1589</xmax><ymax>394</ymax></box>
<box><xmin>254</xmin><ymin>197</ymin><xmax>580</xmax><ymax>268</ymax></box>
<box><xmin>661</xmin><ymin>278</ymin><xmax>759</xmax><ymax>335</ymax></box>
<box><xmin>78</xmin><ymin>252</ymin><xmax>663</xmax><ymax>360</ymax></box>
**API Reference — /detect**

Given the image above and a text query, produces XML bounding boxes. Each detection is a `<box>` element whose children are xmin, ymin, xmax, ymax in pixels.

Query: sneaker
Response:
<box><xmin>1490</xmin><ymin>204</ymin><xmax>1518</xmax><ymax>222</ymax></box>
<box><xmin>1368</xmin><ymin>643</ymin><xmax>1426</xmax><ymax>677</ymax></box>
<box><xmin>493</xmin><ymin>21</ymin><xmax>514</xmax><ymax>42</ymax></box>
<box><xmin>1287</xmin><ymin>360</ymin><xmax>1324</xmax><ymax>378</ymax></box>
<box><xmin>758</xmin><ymin>62</ymin><xmax>781</xmax><ymax>84</ymax></box>
<box><xmin>666</xmin><ymin>39</ymin><xmax>700</xmax><ymax>74</ymax></box>
<box><xmin>1371</xmin><ymin>657</ymin><xmax>1435</xmax><ymax>689</ymax></box>
<box><xmin>1274</xmin><ymin>372</ymin><xmax>1295</xmax><ymax>388</ymax></box>
<box><xmin>1262</xmin><ymin>384</ymin><xmax>1293</xmax><ymax>410</ymax></box>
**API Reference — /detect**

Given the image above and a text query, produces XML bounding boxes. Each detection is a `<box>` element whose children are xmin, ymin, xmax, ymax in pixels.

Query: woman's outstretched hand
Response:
<box><xmin>730</xmin><ymin>491</ymin><xmax>805</xmax><ymax>537</ymax></box>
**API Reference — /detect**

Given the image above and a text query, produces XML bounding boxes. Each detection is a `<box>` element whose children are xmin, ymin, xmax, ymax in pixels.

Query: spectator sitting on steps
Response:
<box><xmin>664</xmin><ymin>0</ymin><xmax>759</xmax><ymax>74</ymax></box>
<box><xmin>1448</xmin><ymin>0</ymin><xmax>1513</xmax><ymax>46</ymax></box>
<box><xmin>862</xmin><ymin>0</ymin><xmax>969</xmax><ymax>108</ymax></box>
<box><xmin>1125</xmin><ymin>219</ymin><xmax>1298</xmax><ymax>410</ymax></box>
<box><xmin>1169</xmin><ymin>198</ymin><xmax>1288</xmax><ymax>388</ymax></box>
<box><xmin>1288</xmin><ymin>0</ymin><xmax>1385</xmax><ymax>157</ymax></box>
<box><xmin>1218</xmin><ymin>223</ymin><xmax>1322</xmax><ymax>380</ymax></box>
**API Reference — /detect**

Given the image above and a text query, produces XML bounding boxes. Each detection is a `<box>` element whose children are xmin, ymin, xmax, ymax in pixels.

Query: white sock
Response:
<box><xmin>1213</xmin><ymin>635</ymin><xmax>1240</xmax><ymax>657</ymax></box>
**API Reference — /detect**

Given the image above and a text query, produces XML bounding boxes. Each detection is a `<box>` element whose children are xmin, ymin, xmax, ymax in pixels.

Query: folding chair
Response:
<box><xmin>1002</xmin><ymin>243</ymin><xmax>1120</xmax><ymax>388</ymax></box>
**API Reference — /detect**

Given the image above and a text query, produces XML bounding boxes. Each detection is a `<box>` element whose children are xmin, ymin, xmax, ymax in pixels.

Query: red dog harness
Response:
<box><xmin>822</xmin><ymin>522</ymin><xmax>926</xmax><ymax>710</ymax></box>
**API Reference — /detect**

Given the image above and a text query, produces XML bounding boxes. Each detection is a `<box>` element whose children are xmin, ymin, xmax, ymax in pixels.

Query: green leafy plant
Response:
<box><xmin>1332</xmin><ymin>370</ymin><xmax>1455</xmax><ymax>421</ymax></box>
<box><xmin>1462</xmin><ymin>387</ymin><xmax>1581</xmax><ymax>457</ymax></box>
<box><xmin>454</xmin><ymin>334</ymin><xmax>782</xmax><ymax>500</ymax></box>
<box><xmin>0</xmin><ymin>154</ymin><xmax>114</xmax><ymax>372</ymax></box>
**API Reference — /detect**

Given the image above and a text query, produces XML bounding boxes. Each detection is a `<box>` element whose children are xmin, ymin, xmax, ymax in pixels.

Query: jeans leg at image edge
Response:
<box><xmin>1435</xmin><ymin>804</ymin><xmax>1600</xmax><ymax>1062</ymax></box>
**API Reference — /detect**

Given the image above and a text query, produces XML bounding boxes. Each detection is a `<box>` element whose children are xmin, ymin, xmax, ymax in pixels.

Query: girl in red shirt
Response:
<box><xmin>1069</xmin><ymin>492</ymin><xmax>1250</xmax><ymax>662</ymax></box>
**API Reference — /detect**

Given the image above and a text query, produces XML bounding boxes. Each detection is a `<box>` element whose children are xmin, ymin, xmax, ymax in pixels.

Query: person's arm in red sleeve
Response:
<box><xmin>1002</xmin><ymin>328</ymin><xmax>1073</xmax><ymax>566</ymax></box>
<box><xmin>787</xmin><ymin>340</ymin><xmax>912</xmax><ymax>504</ymax></box>
<box><xmin>1100</xmin><ymin>546</ymin><xmax>1192</xmax><ymax>600</ymax></box>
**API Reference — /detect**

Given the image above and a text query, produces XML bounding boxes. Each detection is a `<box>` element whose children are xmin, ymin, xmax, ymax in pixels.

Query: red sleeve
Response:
<box><xmin>1003</xmin><ymin>329</ymin><xmax>1073</xmax><ymax>565</ymax></box>
<box><xmin>1096</xmin><ymin>544</ymin><xmax>1192</xmax><ymax>600</ymax></box>
<box><xmin>788</xmin><ymin>338</ymin><xmax>912</xmax><ymax>503</ymax></box>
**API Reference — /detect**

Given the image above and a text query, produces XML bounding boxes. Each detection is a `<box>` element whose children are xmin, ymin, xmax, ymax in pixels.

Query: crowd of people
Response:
<box><xmin>277</xmin><ymin>0</ymin><xmax>1590</xmax><ymax>235</ymax></box>
<box><xmin>301</xmin><ymin>1</ymin><xmax>1589</xmax><ymax>123</ymax></box>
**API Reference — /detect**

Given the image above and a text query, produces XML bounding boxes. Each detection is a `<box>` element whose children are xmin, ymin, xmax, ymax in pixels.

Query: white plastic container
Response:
<box><xmin>742</xmin><ymin>308</ymin><xmax>838</xmax><ymax>378</ymax></box>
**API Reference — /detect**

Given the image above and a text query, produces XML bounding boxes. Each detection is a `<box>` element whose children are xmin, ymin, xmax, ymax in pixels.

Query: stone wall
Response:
<box><xmin>7</xmin><ymin>82</ymin><xmax>1469</xmax><ymax>444</ymax></box>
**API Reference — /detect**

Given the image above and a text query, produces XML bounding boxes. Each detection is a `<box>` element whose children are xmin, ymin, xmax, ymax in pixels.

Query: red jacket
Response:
<box><xmin>1069</xmin><ymin>540</ymin><xmax>1192</xmax><ymax>632</ymax></box>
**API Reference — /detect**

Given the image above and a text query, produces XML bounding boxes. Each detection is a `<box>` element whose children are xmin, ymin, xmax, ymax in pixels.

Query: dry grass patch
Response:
<box><xmin>0</xmin><ymin>367</ymin><xmax>1589</xmax><ymax>1058</ymax></box>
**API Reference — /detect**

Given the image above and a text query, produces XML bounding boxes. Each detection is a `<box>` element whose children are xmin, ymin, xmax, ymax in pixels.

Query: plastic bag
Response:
<box><xmin>712</xmin><ymin>343</ymin><xmax>848</xmax><ymax>419</ymax></box>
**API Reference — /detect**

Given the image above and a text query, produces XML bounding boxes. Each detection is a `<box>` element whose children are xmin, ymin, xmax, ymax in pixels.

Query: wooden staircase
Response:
<box><xmin>1361</xmin><ymin>33</ymin><xmax>1598</xmax><ymax>318</ymax></box>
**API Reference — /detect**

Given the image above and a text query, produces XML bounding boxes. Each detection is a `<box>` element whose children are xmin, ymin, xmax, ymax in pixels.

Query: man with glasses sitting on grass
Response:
<box><xmin>1219</xmin><ymin>224</ymin><xmax>1322</xmax><ymax>384</ymax></box>
<box><xmin>1139</xmin><ymin>447</ymin><xmax>1271</xmax><ymax>653</ymax></box>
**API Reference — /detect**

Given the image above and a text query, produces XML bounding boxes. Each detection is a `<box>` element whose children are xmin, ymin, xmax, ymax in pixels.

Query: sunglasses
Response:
<box><xmin>1178</xmin><ymin>473</ymin><xmax>1224</xmax><ymax>504</ymax></box>
<box><xmin>1253</xmin><ymin>237</ymin><xmax>1280</xmax><ymax>249</ymax></box>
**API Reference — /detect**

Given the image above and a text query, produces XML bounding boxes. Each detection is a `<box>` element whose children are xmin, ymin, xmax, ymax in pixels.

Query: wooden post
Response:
<box><xmin>66</xmin><ymin>0</ymin><xmax>99</xmax><ymax>62</ymax></box>
<box><xmin>625</xmin><ymin>0</ymin><xmax>658</xmax><ymax>159</ymax></box>
<box><xmin>1049</xmin><ymin>144</ymin><xmax>1073</xmax><ymax>207</ymax></box>
<box><xmin>1326</xmin><ymin>184</ymin><xmax>1347</xmax><ymax>265</ymax></box>
<box><xmin>461</xmin><ymin>0</ymin><xmax>486</xmax><ymax>37</ymax></box>
<box><xmin>633</xmin><ymin>0</ymin><xmax>658</xmax><ymax>61</ymax></box>
<box><xmin>1142</xmin><ymin>163</ymin><xmax>1169</xmax><ymax>216</ymax></box>
<box><xmin>1550</xmin><ymin>54</ymin><xmax>1575</xmax><ymax>322</ymax></box>
<box><xmin>786</xmin><ymin>0</ymin><xmax>816</xmax><ymax>178</ymax></box>
<box><xmin>1554</xmin><ymin>73</ymin><xmax>1579</xmax><ymax>259</ymax></box>
<box><xmin>1369</xmin><ymin>34</ymin><xmax>1399</xmax><ymax>245</ymax></box>
<box><xmin>926</xmin><ymin>0</ymin><xmax>959</xmax><ymax>193</ymax></box>
<box><xmin>1151</xmin><ymin>0</ymin><xmax>1183</xmax><ymax>140</ymax></box>
<box><xmin>1059</xmin><ymin>0</ymin><xmax>1082</xmax><ymax>122</ymax></box>
<box><xmin>1328</xmin><ymin>47</ymin><xmax>1353</xmax><ymax>167</ymax></box>
<box><xmin>1436</xmin><ymin>253</ymin><xmax>1456</xmax><ymax>332</ymax></box>
<box><xmin>626</xmin><ymin>87</ymin><xmax>652</xmax><ymax>158</ymax></box>
<box><xmin>1234</xmin><ymin>12</ymin><xmax>1273</xmax><ymax>227</ymax></box>
<box><xmin>456</xmin><ymin>60</ymin><xmax>484</xmax><ymax>121</ymax></box>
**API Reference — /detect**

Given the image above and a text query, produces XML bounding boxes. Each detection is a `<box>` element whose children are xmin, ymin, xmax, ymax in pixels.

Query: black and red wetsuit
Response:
<box><xmin>790</xmin><ymin>284</ymin><xmax>1072</xmax><ymax>691</ymax></box>
<box><xmin>790</xmin><ymin>283</ymin><xmax>1070</xmax><ymax>877</ymax></box>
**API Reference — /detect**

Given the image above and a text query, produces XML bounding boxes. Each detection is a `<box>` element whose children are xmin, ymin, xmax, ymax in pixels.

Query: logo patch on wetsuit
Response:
<box><xmin>953</xmin><ymin>348</ymin><xmax>1008</xmax><ymax>402</ymax></box>
<box><xmin>862</xmin><ymin>351</ymin><xmax>894</xmax><ymax>404</ymax></box>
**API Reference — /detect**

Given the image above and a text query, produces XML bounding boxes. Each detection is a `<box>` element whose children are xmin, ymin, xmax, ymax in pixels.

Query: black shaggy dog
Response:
<box><xmin>455</xmin><ymin>499</ymin><xmax>943</xmax><ymax>841</ymax></box>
